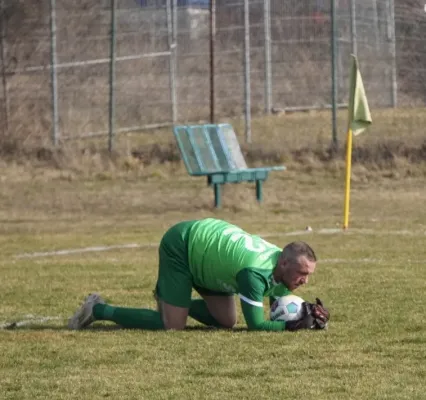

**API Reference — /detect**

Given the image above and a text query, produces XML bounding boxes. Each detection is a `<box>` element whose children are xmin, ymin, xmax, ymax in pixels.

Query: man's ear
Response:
<box><xmin>279</xmin><ymin>258</ymin><xmax>288</xmax><ymax>269</ymax></box>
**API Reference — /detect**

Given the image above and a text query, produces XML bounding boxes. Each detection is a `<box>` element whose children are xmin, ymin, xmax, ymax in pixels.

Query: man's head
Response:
<box><xmin>273</xmin><ymin>241</ymin><xmax>317</xmax><ymax>291</ymax></box>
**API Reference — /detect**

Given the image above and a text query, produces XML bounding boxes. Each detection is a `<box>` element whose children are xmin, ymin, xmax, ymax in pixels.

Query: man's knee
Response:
<box><xmin>160</xmin><ymin>301</ymin><xmax>189</xmax><ymax>330</ymax></box>
<box><xmin>216</xmin><ymin>308</ymin><xmax>237</xmax><ymax>328</ymax></box>
<box><xmin>217</xmin><ymin>315</ymin><xmax>237</xmax><ymax>329</ymax></box>
<box><xmin>163</xmin><ymin>320</ymin><xmax>186</xmax><ymax>330</ymax></box>
<box><xmin>203</xmin><ymin>296</ymin><xmax>237</xmax><ymax>329</ymax></box>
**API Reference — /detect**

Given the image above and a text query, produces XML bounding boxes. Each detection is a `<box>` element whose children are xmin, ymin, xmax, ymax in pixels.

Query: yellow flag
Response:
<box><xmin>348</xmin><ymin>54</ymin><xmax>372</xmax><ymax>135</ymax></box>
<box><xmin>343</xmin><ymin>55</ymin><xmax>372</xmax><ymax>230</ymax></box>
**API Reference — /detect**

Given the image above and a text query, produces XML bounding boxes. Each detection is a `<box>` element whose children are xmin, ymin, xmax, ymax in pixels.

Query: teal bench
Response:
<box><xmin>173</xmin><ymin>123</ymin><xmax>286</xmax><ymax>208</ymax></box>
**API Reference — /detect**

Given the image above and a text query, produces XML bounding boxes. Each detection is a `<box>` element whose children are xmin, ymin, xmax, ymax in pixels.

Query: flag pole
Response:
<box><xmin>343</xmin><ymin>55</ymin><xmax>356</xmax><ymax>231</ymax></box>
<box><xmin>343</xmin><ymin>127</ymin><xmax>353</xmax><ymax>230</ymax></box>
<box><xmin>342</xmin><ymin>54</ymin><xmax>372</xmax><ymax>230</ymax></box>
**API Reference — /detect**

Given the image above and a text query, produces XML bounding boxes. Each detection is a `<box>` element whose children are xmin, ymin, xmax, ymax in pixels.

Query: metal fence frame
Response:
<box><xmin>0</xmin><ymin>0</ymin><xmax>412</xmax><ymax>150</ymax></box>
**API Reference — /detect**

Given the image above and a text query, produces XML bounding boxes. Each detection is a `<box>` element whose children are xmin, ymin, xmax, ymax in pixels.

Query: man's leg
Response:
<box><xmin>187</xmin><ymin>298</ymin><xmax>223</xmax><ymax>328</ymax></box>
<box><xmin>92</xmin><ymin>302</ymin><xmax>165</xmax><ymax>330</ymax></box>
<box><xmin>69</xmin><ymin>220</ymin><xmax>195</xmax><ymax>331</ymax></box>
<box><xmin>153</xmin><ymin>290</ymin><xmax>190</xmax><ymax>330</ymax></box>
<box><xmin>68</xmin><ymin>293</ymin><xmax>165</xmax><ymax>330</ymax></box>
<box><xmin>159</xmin><ymin>301</ymin><xmax>189</xmax><ymax>330</ymax></box>
<box><xmin>154</xmin><ymin>220</ymin><xmax>195</xmax><ymax>329</ymax></box>
<box><xmin>187</xmin><ymin>286</ymin><xmax>236</xmax><ymax>329</ymax></box>
<box><xmin>199</xmin><ymin>295</ymin><xmax>237</xmax><ymax>329</ymax></box>
<box><xmin>69</xmin><ymin>294</ymin><xmax>190</xmax><ymax>330</ymax></box>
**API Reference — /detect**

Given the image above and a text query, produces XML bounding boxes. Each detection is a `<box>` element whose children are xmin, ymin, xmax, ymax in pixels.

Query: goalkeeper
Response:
<box><xmin>69</xmin><ymin>218</ymin><xmax>329</xmax><ymax>331</ymax></box>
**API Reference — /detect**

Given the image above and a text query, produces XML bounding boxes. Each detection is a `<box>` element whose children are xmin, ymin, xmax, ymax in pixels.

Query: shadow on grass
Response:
<box><xmin>2</xmin><ymin>322</ymin><xmax>248</xmax><ymax>333</ymax></box>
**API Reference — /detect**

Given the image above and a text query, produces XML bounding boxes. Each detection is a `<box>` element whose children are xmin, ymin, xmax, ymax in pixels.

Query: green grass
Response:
<box><xmin>1</xmin><ymin>110</ymin><xmax>426</xmax><ymax>399</ymax></box>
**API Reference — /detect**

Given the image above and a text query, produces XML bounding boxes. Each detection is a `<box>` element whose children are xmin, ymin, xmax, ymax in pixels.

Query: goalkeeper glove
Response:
<box><xmin>286</xmin><ymin>298</ymin><xmax>330</xmax><ymax>331</ymax></box>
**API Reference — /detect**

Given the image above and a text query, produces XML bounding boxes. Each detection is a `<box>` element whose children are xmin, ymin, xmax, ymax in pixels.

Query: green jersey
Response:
<box><xmin>187</xmin><ymin>218</ymin><xmax>292</xmax><ymax>331</ymax></box>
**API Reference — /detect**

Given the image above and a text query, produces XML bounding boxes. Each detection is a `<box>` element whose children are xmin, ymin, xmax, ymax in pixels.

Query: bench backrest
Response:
<box><xmin>173</xmin><ymin>123</ymin><xmax>248</xmax><ymax>175</ymax></box>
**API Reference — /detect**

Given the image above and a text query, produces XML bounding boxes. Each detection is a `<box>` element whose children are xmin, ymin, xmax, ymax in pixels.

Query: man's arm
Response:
<box><xmin>240</xmin><ymin>301</ymin><xmax>286</xmax><ymax>331</ymax></box>
<box><xmin>236</xmin><ymin>269</ymin><xmax>287</xmax><ymax>331</ymax></box>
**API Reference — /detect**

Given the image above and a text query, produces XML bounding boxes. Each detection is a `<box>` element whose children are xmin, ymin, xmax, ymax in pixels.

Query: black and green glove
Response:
<box><xmin>286</xmin><ymin>298</ymin><xmax>330</xmax><ymax>331</ymax></box>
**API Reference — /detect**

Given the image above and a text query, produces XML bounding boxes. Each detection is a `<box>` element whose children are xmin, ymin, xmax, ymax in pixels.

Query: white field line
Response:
<box><xmin>0</xmin><ymin>315</ymin><xmax>63</xmax><ymax>329</ymax></box>
<box><xmin>322</xmin><ymin>258</ymin><xmax>425</xmax><ymax>264</ymax></box>
<box><xmin>261</xmin><ymin>227</ymin><xmax>426</xmax><ymax>237</ymax></box>
<box><xmin>14</xmin><ymin>228</ymin><xmax>426</xmax><ymax>259</ymax></box>
<box><xmin>15</xmin><ymin>243</ymin><xmax>156</xmax><ymax>259</ymax></box>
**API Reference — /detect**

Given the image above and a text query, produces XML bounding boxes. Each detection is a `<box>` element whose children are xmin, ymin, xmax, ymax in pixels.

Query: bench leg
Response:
<box><xmin>214</xmin><ymin>183</ymin><xmax>221</xmax><ymax>208</ymax></box>
<box><xmin>256</xmin><ymin>180</ymin><xmax>263</xmax><ymax>202</ymax></box>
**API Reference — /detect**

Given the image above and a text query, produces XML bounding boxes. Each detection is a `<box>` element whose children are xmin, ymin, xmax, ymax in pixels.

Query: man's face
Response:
<box><xmin>274</xmin><ymin>255</ymin><xmax>316</xmax><ymax>291</ymax></box>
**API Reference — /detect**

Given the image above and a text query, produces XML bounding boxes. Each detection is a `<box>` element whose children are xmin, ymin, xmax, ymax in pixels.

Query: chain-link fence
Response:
<box><xmin>0</xmin><ymin>0</ymin><xmax>425</xmax><ymax>149</ymax></box>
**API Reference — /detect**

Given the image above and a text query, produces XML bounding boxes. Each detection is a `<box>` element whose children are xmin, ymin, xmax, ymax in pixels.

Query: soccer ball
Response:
<box><xmin>270</xmin><ymin>294</ymin><xmax>305</xmax><ymax>322</ymax></box>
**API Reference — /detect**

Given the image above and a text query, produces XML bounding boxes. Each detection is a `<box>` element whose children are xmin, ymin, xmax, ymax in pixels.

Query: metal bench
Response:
<box><xmin>173</xmin><ymin>123</ymin><xmax>286</xmax><ymax>208</ymax></box>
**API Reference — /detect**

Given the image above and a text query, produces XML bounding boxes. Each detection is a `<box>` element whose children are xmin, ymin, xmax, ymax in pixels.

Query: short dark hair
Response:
<box><xmin>281</xmin><ymin>241</ymin><xmax>317</xmax><ymax>263</ymax></box>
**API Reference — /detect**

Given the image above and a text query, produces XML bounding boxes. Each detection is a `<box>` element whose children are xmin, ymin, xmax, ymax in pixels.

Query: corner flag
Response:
<box><xmin>348</xmin><ymin>55</ymin><xmax>372</xmax><ymax>136</ymax></box>
<box><xmin>343</xmin><ymin>55</ymin><xmax>372</xmax><ymax>229</ymax></box>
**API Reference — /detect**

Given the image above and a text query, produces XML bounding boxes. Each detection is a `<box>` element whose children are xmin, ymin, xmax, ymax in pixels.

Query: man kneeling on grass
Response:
<box><xmin>68</xmin><ymin>218</ymin><xmax>329</xmax><ymax>332</ymax></box>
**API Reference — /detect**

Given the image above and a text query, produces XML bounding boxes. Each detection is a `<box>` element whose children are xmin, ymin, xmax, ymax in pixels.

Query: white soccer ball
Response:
<box><xmin>270</xmin><ymin>294</ymin><xmax>305</xmax><ymax>322</ymax></box>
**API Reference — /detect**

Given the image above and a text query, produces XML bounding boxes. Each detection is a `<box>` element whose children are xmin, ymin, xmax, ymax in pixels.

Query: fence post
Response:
<box><xmin>263</xmin><ymin>0</ymin><xmax>271</xmax><ymax>115</ymax></box>
<box><xmin>173</xmin><ymin>0</ymin><xmax>178</xmax><ymax>120</ymax></box>
<box><xmin>388</xmin><ymin>0</ymin><xmax>397</xmax><ymax>107</ymax></box>
<box><xmin>330</xmin><ymin>0</ymin><xmax>338</xmax><ymax>148</ymax></box>
<box><xmin>349</xmin><ymin>0</ymin><xmax>357</xmax><ymax>55</ymax></box>
<box><xmin>108</xmin><ymin>0</ymin><xmax>117</xmax><ymax>153</ymax></box>
<box><xmin>49</xmin><ymin>0</ymin><xmax>59</xmax><ymax>146</ymax></box>
<box><xmin>172</xmin><ymin>0</ymin><xmax>177</xmax><ymax>44</ymax></box>
<box><xmin>166</xmin><ymin>0</ymin><xmax>177</xmax><ymax>125</ymax></box>
<box><xmin>243</xmin><ymin>0</ymin><xmax>251</xmax><ymax>143</ymax></box>
<box><xmin>0</xmin><ymin>0</ymin><xmax>9</xmax><ymax>134</ymax></box>
<box><xmin>209</xmin><ymin>0</ymin><xmax>216</xmax><ymax>123</ymax></box>
<box><xmin>372</xmin><ymin>0</ymin><xmax>380</xmax><ymax>52</ymax></box>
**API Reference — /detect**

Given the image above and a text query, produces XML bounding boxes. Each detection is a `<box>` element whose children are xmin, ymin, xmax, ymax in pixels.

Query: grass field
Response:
<box><xmin>1</xmin><ymin>110</ymin><xmax>426</xmax><ymax>399</ymax></box>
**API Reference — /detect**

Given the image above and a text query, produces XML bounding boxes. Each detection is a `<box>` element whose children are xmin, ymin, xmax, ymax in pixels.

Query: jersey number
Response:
<box><xmin>223</xmin><ymin>227</ymin><xmax>276</xmax><ymax>253</ymax></box>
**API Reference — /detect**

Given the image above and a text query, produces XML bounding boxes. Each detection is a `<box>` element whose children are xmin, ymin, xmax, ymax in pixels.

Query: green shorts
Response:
<box><xmin>155</xmin><ymin>220</ymin><xmax>232</xmax><ymax>308</ymax></box>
